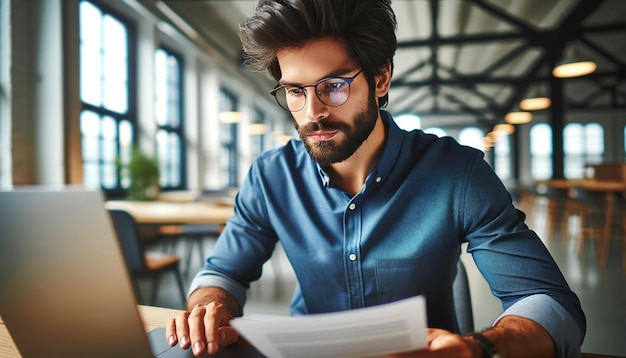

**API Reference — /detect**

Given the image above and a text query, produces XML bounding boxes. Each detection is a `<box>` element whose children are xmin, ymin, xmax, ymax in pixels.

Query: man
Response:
<box><xmin>166</xmin><ymin>0</ymin><xmax>586</xmax><ymax>357</ymax></box>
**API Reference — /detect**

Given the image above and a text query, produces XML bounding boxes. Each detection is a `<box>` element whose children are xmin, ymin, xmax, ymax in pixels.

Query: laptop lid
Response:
<box><xmin>0</xmin><ymin>187</ymin><xmax>264</xmax><ymax>358</ymax></box>
<box><xmin>0</xmin><ymin>187</ymin><xmax>155</xmax><ymax>357</ymax></box>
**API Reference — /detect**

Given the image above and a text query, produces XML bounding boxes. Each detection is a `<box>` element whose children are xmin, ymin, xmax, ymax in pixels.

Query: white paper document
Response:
<box><xmin>230</xmin><ymin>295</ymin><xmax>427</xmax><ymax>358</ymax></box>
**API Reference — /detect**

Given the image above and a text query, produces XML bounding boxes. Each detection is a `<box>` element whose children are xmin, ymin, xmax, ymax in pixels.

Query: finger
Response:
<box><xmin>187</xmin><ymin>304</ymin><xmax>209</xmax><ymax>356</ymax></box>
<box><xmin>203</xmin><ymin>302</ymin><xmax>233</xmax><ymax>355</ymax></box>
<box><xmin>165</xmin><ymin>318</ymin><xmax>178</xmax><ymax>347</ymax></box>
<box><xmin>174</xmin><ymin>310</ymin><xmax>192</xmax><ymax>350</ymax></box>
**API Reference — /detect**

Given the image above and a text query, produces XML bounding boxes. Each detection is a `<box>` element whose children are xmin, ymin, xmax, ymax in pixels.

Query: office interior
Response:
<box><xmin>0</xmin><ymin>0</ymin><xmax>625</xmax><ymax>356</ymax></box>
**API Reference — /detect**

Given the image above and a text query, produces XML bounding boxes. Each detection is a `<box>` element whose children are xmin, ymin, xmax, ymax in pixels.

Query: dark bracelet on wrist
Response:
<box><xmin>471</xmin><ymin>332</ymin><xmax>502</xmax><ymax>358</ymax></box>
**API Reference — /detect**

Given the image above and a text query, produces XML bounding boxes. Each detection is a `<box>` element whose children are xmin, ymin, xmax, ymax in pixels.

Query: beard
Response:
<box><xmin>295</xmin><ymin>92</ymin><xmax>379</xmax><ymax>167</ymax></box>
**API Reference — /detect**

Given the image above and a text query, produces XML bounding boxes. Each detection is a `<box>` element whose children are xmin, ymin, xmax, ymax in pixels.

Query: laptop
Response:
<box><xmin>0</xmin><ymin>187</ymin><xmax>263</xmax><ymax>357</ymax></box>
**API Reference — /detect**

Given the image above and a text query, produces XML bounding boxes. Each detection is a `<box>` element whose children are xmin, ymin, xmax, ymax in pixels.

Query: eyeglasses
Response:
<box><xmin>270</xmin><ymin>69</ymin><xmax>364</xmax><ymax>112</ymax></box>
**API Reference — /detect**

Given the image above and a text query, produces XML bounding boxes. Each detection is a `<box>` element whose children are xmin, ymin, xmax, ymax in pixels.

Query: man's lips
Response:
<box><xmin>306</xmin><ymin>130</ymin><xmax>339</xmax><ymax>141</ymax></box>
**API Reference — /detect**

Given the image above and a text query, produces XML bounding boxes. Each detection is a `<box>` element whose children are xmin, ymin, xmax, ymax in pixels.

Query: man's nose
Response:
<box><xmin>304</xmin><ymin>89</ymin><xmax>330</xmax><ymax>122</ymax></box>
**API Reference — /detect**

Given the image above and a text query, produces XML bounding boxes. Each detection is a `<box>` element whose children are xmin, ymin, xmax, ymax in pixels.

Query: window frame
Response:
<box><xmin>219</xmin><ymin>88</ymin><xmax>239</xmax><ymax>187</ymax></box>
<box><xmin>530</xmin><ymin>123</ymin><xmax>553</xmax><ymax>180</ymax></box>
<box><xmin>563</xmin><ymin>122</ymin><xmax>604</xmax><ymax>179</ymax></box>
<box><xmin>78</xmin><ymin>0</ymin><xmax>137</xmax><ymax>197</ymax></box>
<box><xmin>154</xmin><ymin>46</ymin><xmax>186</xmax><ymax>191</ymax></box>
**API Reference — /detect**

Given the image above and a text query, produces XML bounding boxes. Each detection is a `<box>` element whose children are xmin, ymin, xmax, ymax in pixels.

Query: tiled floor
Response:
<box><xmin>143</xmin><ymin>198</ymin><xmax>626</xmax><ymax>357</ymax></box>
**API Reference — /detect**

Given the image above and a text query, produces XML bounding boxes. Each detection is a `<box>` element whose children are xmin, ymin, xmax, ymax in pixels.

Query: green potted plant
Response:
<box><xmin>122</xmin><ymin>148</ymin><xmax>160</xmax><ymax>201</ymax></box>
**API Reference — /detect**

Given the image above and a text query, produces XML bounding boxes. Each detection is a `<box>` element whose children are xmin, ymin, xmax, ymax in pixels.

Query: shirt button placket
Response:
<box><xmin>345</xmin><ymin>200</ymin><xmax>364</xmax><ymax>308</ymax></box>
<box><xmin>347</xmin><ymin>203</ymin><xmax>357</xmax><ymax>263</ymax></box>
<box><xmin>347</xmin><ymin>203</ymin><xmax>358</xmax><ymax>263</ymax></box>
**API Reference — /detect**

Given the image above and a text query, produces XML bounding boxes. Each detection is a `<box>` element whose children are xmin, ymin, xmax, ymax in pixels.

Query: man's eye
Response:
<box><xmin>286</xmin><ymin>87</ymin><xmax>304</xmax><ymax>96</ymax></box>
<box><xmin>322</xmin><ymin>80</ymin><xmax>347</xmax><ymax>91</ymax></box>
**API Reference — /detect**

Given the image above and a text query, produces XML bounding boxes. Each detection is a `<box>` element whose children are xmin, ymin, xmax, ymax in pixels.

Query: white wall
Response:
<box><xmin>0</xmin><ymin>0</ymin><xmax>11</xmax><ymax>187</ymax></box>
<box><xmin>35</xmin><ymin>0</ymin><xmax>64</xmax><ymax>185</ymax></box>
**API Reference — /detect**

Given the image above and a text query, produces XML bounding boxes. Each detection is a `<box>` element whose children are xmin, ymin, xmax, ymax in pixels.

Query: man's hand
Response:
<box><xmin>165</xmin><ymin>287</ymin><xmax>242</xmax><ymax>356</ymax></box>
<box><xmin>386</xmin><ymin>328</ymin><xmax>478</xmax><ymax>358</ymax></box>
<box><xmin>386</xmin><ymin>316</ymin><xmax>554</xmax><ymax>358</ymax></box>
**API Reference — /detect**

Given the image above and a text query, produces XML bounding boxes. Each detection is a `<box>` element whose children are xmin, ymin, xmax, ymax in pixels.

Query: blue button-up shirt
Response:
<box><xmin>190</xmin><ymin>111</ymin><xmax>585</xmax><ymax>356</ymax></box>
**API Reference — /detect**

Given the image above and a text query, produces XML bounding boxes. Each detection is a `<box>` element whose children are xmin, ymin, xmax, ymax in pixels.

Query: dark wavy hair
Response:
<box><xmin>239</xmin><ymin>0</ymin><xmax>397</xmax><ymax>107</ymax></box>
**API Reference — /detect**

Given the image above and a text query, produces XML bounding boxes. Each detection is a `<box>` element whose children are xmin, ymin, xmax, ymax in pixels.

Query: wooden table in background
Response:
<box><xmin>105</xmin><ymin>200</ymin><xmax>234</xmax><ymax>225</ymax></box>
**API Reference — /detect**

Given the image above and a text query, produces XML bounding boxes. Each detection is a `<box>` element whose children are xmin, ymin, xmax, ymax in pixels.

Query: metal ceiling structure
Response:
<box><xmin>148</xmin><ymin>0</ymin><xmax>626</xmax><ymax>130</ymax></box>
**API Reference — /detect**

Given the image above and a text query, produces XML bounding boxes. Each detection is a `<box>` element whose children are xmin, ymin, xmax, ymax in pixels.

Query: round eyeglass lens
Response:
<box><xmin>275</xmin><ymin>87</ymin><xmax>305</xmax><ymax>111</ymax></box>
<box><xmin>318</xmin><ymin>79</ymin><xmax>350</xmax><ymax>106</ymax></box>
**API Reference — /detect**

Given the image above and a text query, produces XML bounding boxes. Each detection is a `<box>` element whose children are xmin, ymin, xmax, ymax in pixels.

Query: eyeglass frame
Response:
<box><xmin>269</xmin><ymin>68</ymin><xmax>364</xmax><ymax>112</ymax></box>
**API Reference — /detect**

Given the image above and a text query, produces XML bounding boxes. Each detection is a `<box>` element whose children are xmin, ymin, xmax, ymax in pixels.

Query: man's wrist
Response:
<box><xmin>469</xmin><ymin>332</ymin><xmax>502</xmax><ymax>358</ymax></box>
<box><xmin>186</xmin><ymin>287</ymin><xmax>241</xmax><ymax>316</ymax></box>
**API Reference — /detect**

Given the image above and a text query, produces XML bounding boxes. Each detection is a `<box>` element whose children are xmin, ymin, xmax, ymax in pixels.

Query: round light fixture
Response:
<box><xmin>504</xmin><ymin>111</ymin><xmax>532</xmax><ymax>125</ymax></box>
<box><xmin>552</xmin><ymin>61</ymin><xmax>597</xmax><ymax>78</ymax></box>
<box><xmin>493</xmin><ymin>123</ymin><xmax>515</xmax><ymax>135</ymax></box>
<box><xmin>519</xmin><ymin>96</ymin><xmax>551</xmax><ymax>111</ymax></box>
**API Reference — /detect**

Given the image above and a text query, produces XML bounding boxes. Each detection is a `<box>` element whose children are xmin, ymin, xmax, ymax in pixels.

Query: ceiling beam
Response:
<box><xmin>469</xmin><ymin>0</ymin><xmax>537</xmax><ymax>34</ymax></box>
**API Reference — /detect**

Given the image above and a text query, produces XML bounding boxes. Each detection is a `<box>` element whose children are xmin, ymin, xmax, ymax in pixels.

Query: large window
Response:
<box><xmin>423</xmin><ymin>127</ymin><xmax>447</xmax><ymax>137</ymax></box>
<box><xmin>494</xmin><ymin>135</ymin><xmax>511</xmax><ymax>180</ymax></box>
<box><xmin>394</xmin><ymin>114</ymin><xmax>421</xmax><ymax>131</ymax></box>
<box><xmin>458</xmin><ymin>126</ymin><xmax>485</xmax><ymax>151</ymax></box>
<box><xmin>530</xmin><ymin>123</ymin><xmax>552</xmax><ymax>180</ymax></box>
<box><xmin>154</xmin><ymin>48</ymin><xmax>184</xmax><ymax>189</ymax></box>
<box><xmin>563</xmin><ymin>123</ymin><xmax>604</xmax><ymax>179</ymax></box>
<box><xmin>250</xmin><ymin>107</ymin><xmax>267</xmax><ymax>158</ymax></box>
<box><xmin>219</xmin><ymin>89</ymin><xmax>239</xmax><ymax>187</ymax></box>
<box><xmin>79</xmin><ymin>1</ymin><xmax>133</xmax><ymax>191</ymax></box>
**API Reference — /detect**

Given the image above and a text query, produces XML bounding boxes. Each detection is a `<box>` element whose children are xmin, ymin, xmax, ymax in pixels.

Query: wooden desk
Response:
<box><xmin>157</xmin><ymin>190</ymin><xmax>200</xmax><ymax>203</ymax></box>
<box><xmin>538</xmin><ymin>179</ymin><xmax>626</xmax><ymax>192</ymax></box>
<box><xmin>138</xmin><ymin>305</ymin><xmax>182</xmax><ymax>331</ymax></box>
<box><xmin>0</xmin><ymin>306</ymin><xmax>619</xmax><ymax>357</ymax></box>
<box><xmin>105</xmin><ymin>200</ymin><xmax>234</xmax><ymax>225</ymax></box>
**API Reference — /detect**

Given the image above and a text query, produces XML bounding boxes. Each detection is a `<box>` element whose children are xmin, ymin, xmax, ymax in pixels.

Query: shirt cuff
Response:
<box><xmin>494</xmin><ymin>294</ymin><xmax>582</xmax><ymax>358</ymax></box>
<box><xmin>188</xmin><ymin>269</ymin><xmax>248</xmax><ymax>309</ymax></box>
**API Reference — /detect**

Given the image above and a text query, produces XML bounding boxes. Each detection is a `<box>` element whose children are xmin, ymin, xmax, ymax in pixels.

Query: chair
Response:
<box><xmin>158</xmin><ymin>188</ymin><xmax>232</xmax><ymax>277</ymax></box>
<box><xmin>538</xmin><ymin>184</ymin><xmax>570</xmax><ymax>238</ymax></box>
<box><xmin>566</xmin><ymin>186</ymin><xmax>606</xmax><ymax>257</ymax></box>
<box><xmin>108</xmin><ymin>209</ymin><xmax>187</xmax><ymax>306</ymax></box>
<box><xmin>597</xmin><ymin>191</ymin><xmax>626</xmax><ymax>271</ymax></box>
<box><xmin>453</xmin><ymin>260</ymin><xmax>474</xmax><ymax>334</ymax></box>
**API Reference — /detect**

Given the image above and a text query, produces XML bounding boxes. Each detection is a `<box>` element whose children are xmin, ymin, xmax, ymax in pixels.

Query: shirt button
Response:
<box><xmin>348</xmin><ymin>253</ymin><xmax>357</xmax><ymax>261</ymax></box>
<box><xmin>376</xmin><ymin>176</ymin><xmax>382</xmax><ymax>183</ymax></box>
<box><xmin>349</xmin><ymin>203</ymin><xmax>356</xmax><ymax>210</ymax></box>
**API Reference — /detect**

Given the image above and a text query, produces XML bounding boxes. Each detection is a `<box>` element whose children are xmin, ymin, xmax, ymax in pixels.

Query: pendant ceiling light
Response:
<box><xmin>218</xmin><ymin>111</ymin><xmax>241</xmax><ymax>123</ymax></box>
<box><xmin>504</xmin><ymin>111</ymin><xmax>533</xmax><ymax>125</ymax></box>
<box><xmin>519</xmin><ymin>95</ymin><xmax>551</xmax><ymax>111</ymax></box>
<box><xmin>493</xmin><ymin>123</ymin><xmax>515</xmax><ymax>136</ymax></box>
<box><xmin>552</xmin><ymin>46</ymin><xmax>597</xmax><ymax>78</ymax></box>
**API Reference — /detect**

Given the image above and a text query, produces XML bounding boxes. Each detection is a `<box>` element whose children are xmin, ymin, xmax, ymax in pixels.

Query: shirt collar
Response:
<box><xmin>371</xmin><ymin>110</ymin><xmax>403</xmax><ymax>187</ymax></box>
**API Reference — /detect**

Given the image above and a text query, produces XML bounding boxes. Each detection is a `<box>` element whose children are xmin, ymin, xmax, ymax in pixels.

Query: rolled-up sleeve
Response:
<box><xmin>188</xmin><ymin>269</ymin><xmax>248</xmax><ymax>308</ymax></box>
<box><xmin>495</xmin><ymin>294</ymin><xmax>583</xmax><ymax>357</ymax></box>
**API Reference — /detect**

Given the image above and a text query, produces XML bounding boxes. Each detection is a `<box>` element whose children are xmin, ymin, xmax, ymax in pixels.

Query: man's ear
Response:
<box><xmin>374</xmin><ymin>61</ymin><xmax>392</xmax><ymax>97</ymax></box>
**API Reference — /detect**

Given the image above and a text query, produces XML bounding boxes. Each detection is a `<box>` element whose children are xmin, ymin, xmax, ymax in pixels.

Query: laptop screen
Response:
<box><xmin>0</xmin><ymin>187</ymin><xmax>154</xmax><ymax>357</ymax></box>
